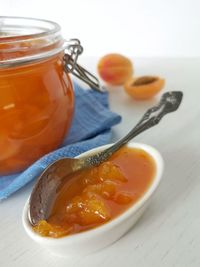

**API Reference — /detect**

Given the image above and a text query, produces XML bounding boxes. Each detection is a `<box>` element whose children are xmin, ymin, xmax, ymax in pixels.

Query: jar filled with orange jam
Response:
<box><xmin>0</xmin><ymin>17</ymin><xmax>100</xmax><ymax>175</ymax></box>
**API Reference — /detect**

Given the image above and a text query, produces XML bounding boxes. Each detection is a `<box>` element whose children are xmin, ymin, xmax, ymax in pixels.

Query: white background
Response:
<box><xmin>1</xmin><ymin>2</ymin><xmax>200</xmax><ymax>267</ymax></box>
<box><xmin>1</xmin><ymin>0</ymin><xmax>200</xmax><ymax>57</ymax></box>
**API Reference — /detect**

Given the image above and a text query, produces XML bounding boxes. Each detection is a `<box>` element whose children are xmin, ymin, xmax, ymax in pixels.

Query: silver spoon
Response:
<box><xmin>29</xmin><ymin>91</ymin><xmax>183</xmax><ymax>226</ymax></box>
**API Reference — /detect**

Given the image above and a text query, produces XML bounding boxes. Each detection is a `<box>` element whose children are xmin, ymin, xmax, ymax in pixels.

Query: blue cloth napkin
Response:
<box><xmin>0</xmin><ymin>82</ymin><xmax>121</xmax><ymax>200</ymax></box>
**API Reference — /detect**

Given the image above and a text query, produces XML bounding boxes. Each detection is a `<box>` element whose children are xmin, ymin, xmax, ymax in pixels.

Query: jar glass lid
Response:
<box><xmin>0</xmin><ymin>16</ymin><xmax>64</xmax><ymax>67</ymax></box>
<box><xmin>0</xmin><ymin>16</ymin><xmax>60</xmax><ymax>38</ymax></box>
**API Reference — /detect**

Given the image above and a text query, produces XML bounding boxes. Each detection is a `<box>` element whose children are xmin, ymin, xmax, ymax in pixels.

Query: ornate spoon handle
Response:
<box><xmin>86</xmin><ymin>91</ymin><xmax>183</xmax><ymax>166</ymax></box>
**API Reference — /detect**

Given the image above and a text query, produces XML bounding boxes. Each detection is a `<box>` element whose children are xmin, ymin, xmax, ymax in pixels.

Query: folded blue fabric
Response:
<box><xmin>0</xmin><ymin>82</ymin><xmax>121</xmax><ymax>200</ymax></box>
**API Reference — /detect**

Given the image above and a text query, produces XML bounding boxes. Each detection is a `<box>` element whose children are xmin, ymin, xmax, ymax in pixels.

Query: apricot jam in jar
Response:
<box><xmin>0</xmin><ymin>17</ymin><xmax>79</xmax><ymax>174</ymax></box>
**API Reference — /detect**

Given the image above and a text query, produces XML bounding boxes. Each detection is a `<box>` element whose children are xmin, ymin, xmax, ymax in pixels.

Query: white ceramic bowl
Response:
<box><xmin>22</xmin><ymin>142</ymin><xmax>164</xmax><ymax>257</ymax></box>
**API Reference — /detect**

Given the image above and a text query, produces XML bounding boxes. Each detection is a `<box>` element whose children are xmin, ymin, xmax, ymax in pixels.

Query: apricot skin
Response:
<box><xmin>97</xmin><ymin>54</ymin><xmax>133</xmax><ymax>85</ymax></box>
<box><xmin>124</xmin><ymin>76</ymin><xmax>165</xmax><ymax>100</ymax></box>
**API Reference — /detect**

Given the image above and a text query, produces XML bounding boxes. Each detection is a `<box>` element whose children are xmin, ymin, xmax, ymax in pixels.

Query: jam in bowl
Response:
<box><xmin>22</xmin><ymin>142</ymin><xmax>164</xmax><ymax>256</ymax></box>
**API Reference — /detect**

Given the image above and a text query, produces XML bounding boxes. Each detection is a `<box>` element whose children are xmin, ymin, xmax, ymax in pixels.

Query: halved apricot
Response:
<box><xmin>124</xmin><ymin>76</ymin><xmax>165</xmax><ymax>100</ymax></box>
<box><xmin>97</xmin><ymin>53</ymin><xmax>133</xmax><ymax>85</ymax></box>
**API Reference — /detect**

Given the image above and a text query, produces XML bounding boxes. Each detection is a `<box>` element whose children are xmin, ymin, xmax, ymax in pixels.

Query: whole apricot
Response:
<box><xmin>124</xmin><ymin>76</ymin><xmax>165</xmax><ymax>100</ymax></box>
<box><xmin>97</xmin><ymin>53</ymin><xmax>133</xmax><ymax>85</ymax></box>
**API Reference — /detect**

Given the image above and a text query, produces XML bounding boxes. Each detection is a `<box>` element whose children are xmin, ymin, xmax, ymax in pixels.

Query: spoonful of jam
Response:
<box><xmin>29</xmin><ymin>91</ymin><xmax>183</xmax><ymax>226</ymax></box>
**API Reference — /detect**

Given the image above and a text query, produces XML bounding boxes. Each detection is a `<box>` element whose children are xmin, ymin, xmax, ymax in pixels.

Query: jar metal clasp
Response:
<box><xmin>63</xmin><ymin>39</ymin><xmax>105</xmax><ymax>92</ymax></box>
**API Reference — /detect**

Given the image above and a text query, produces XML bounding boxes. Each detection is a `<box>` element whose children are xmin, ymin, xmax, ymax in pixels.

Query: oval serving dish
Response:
<box><xmin>22</xmin><ymin>142</ymin><xmax>164</xmax><ymax>257</ymax></box>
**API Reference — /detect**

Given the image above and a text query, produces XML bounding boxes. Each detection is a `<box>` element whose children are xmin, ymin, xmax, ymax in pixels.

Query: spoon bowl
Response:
<box><xmin>22</xmin><ymin>142</ymin><xmax>164</xmax><ymax>257</ymax></box>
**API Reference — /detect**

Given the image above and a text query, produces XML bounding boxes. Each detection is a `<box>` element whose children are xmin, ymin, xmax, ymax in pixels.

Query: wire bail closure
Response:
<box><xmin>63</xmin><ymin>39</ymin><xmax>105</xmax><ymax>92</ymax></box>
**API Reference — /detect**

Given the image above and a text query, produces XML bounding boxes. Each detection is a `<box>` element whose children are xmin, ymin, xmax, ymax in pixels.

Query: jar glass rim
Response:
<box><xmin>0</xmin><ymin>16</ymin><xmax>61</xmax><ymax>42</ymax></box>
<box><xmin>0</xmin><ymin>16</ymin><xmax>66</xmax><ymax>68</ymax></box>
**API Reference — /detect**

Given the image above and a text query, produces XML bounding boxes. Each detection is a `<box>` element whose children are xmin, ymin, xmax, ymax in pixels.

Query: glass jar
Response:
<box><xmin>0</xmin><ymin>16</ymin><xmax>102</xmax><ymax>175</ymax></box>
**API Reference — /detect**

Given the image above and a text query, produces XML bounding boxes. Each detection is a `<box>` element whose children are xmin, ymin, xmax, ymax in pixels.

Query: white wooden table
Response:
<box><xmin>1</xmin><ymin>58</ymin><xmax>200</xmax><ymax>267</ymax></box>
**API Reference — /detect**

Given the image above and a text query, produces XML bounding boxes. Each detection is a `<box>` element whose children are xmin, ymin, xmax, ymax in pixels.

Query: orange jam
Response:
<box><xmin>0</xmin><ymin>18</ymin><xmax>74</xmax><ymax>174</ymax></box>
<box><xmin>33</xmin><ymin>146</ymin><xmax>156</xmax><ymax>238</ymax></box>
